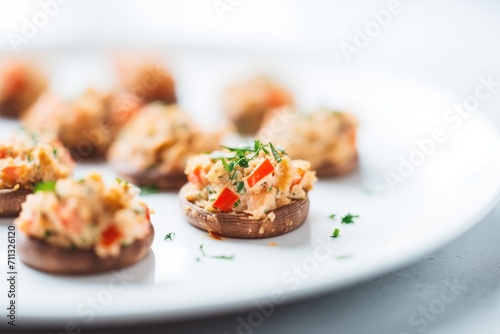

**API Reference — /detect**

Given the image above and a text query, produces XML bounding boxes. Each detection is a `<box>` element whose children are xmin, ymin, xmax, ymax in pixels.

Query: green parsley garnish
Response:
<box><xmin>115</xmin><ymin>177</ymin><xmax>129</xmax><ymax>185</ymax></box>
<box><xmin>34</xmin><ymin>181</ymin><xmax>56</xmax><ymax>193</ymax></box>
<box><xmin>235</xmin><ymin>181</ymin><xmax>246</xmax><ymax>195</ymax></box>
<box><xmin>217</xmin><ymin>140</ymin><xmax>285</xmax><ymax>180</ymax></box>
<box><xmin>52</xmin><ymin>148</ymin><xmax>57</xmax><ymax>156</ymax></box>
<box><xmin>140</xmin><ymin>185</ymin><xmax>158</xmax><ymax>195</ymax></box>
<box><xmin>196</xmin><ymin>244</ymin><xmax>234</xmax><ymax>261</ymax></box>
<box><xmin>221</xmin><ymin>158</ymin><xmax>232</xmax><ymax>174</ymax></box>
<box><xmin>269</xmin><ymin>142</ymin><xmax>282</xmax><ymax>163</ymax></box>
<box><xmin>211</xmin><ymin>255</ymin><xmax>235</xmax><ymax>260</ymax></box>
<box><xmin>341</xmin><ymin>213</ymin><xmax>359</xmax><ymax>224</ymax></box>
<box><xmin>164</xmin><ymin>232</ymin><xmax>176</xmax><ymax>241</ymax></box>
<box><xmin>328</xmin><ymin>214</ymin><xmax>336</xmax><ymax>220</ymax></box>
<box><xmin>331</xmin><ymin>228</ymin><xmax>340</xmax><ymax>238</ymax></box>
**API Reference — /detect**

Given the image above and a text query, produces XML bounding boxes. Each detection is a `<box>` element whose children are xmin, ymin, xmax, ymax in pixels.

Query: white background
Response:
<box><xmin>1</xmin><ymin>0</ymin><xmax>500</xmax><ymax>333</ymax></box>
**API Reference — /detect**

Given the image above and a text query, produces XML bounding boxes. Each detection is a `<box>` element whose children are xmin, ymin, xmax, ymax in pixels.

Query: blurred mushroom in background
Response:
<box><xmin>23</xmin><ymin>88</ymin><xmax>141</xmax><ymax>160</ymax></box>
<box><xmin>223</xmin><ymin>75</ymin><xmax>294</xmax><ymax>136</ymax></box>
<box><xmin>0</xmin><ymin>60</ymin><xmax>48</xmax><ymax>118</ymax></box>
<box><xmin>115</xmin><ymin>56</ymin><xmax>176</xmax><ymax>105</ymax></box>
<box><xmin>258</xmin><ymin>108</ymin><xmax>358</xmax><ymax>177</ymax></box>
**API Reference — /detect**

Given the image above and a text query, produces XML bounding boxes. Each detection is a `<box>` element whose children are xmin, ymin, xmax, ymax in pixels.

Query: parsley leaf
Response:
<box><xmin>218</xmin><ymin>140</ymin><xmax>285</xmax><ymax>180</ymax></box>
<box><xmin>341</xmin><ymin>213</ymin><xmax>359</xmax><ymax>224</ymax></box>
<box><xmin>211</xmin><ymin>255</ymin><xmax>235</xmax><ymax>260</ymax></box>
<box><xmin>269</xmin><ymin>142</ymin><xmax>282</xmax><ymax>162</ymax></box>
<box><xmin>164</xmin><ymin>232</ymin><xmax>176</xmax><ymax>241</ymax></box>
<box><xmin>235</xmin><ymin>181</ymin><xmax>246</xmax><ymax>194</ymax></box>
<box><xmin>196</xmin><ymin>244</ymin><xmax>234</xmax><ymax>261</ymax></box>
<box><xmin>221</xmin><ymin>158</ymin><xmax>231</xmax><ymax>173</ymax></box>
<box><xmin>34</xmin><ymin>181</ymin><xmax>56</xmax><ymax>193</ymax></box>
<box><xmin>331</xmin><ymin>228</ymin><xmax>340</xmax><ymax>238</ymax></box>
<box><xmin>140</xmin><ymin>185</ymin><xmax>158</xmax><ymax>195</ymax></box>
<box><xmin>115</xmin><ymin>177</ymin><xmax>129</xmax><ymax>185</ymax></box>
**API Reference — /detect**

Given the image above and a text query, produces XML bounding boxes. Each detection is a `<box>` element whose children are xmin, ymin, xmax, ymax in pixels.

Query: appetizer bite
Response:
<box><xmin>259</xmin><ymin>109</ymin><xmax>358</xmax><ymax>177</ymax></box>
<box><xmin>108</xmin><ymin>103</ymin><xmax>222</xmax><ymax>190</ymax></box>
<box><xmin>23</xmin><ymin>88</ymin><xmax>134</xmax><ymax>159</ymax></box>
<box><xmin>223</xmin><ymin>75</ymin><xmax>293</xmax><ymax>135</ymax></box>
<box><xmin>116</xmin><ymin>57</ymin><xmax>176</xmax><ymax>104</ymax></box>
<box><xmin>0</xmin><ymin>131</ymin><xmax>74</xmax><ymax>217</ymax></box>
<box><xmin>180</xmin><ymin>140</ymin><xmax>316</xmax><ymax>238</ymax></box>
<box><xmin>15</xmin><ymin>173</ymin><xmax>154</xmax><ymax>274</ymax></box>
<box><xmin>0</xmin><ymin>60</ymin><xmax>48</xmax><ymax>118</ymax></box>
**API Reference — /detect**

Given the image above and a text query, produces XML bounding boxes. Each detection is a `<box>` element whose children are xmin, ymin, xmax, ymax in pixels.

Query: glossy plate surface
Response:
<box><xmin>1</xmin><ymin>63</ymin><xmax>499</xmax><ymax>326</ymax></box>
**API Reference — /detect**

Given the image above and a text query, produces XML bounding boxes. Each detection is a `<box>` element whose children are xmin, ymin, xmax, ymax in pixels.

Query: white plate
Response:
<box><xmin>1</xmin><ymin>63</ymin><xmax>500</xmax><ymax>327</ymax></box>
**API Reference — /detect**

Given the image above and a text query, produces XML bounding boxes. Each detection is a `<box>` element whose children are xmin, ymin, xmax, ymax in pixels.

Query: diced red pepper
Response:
<box><xmin>290</xmin><ymin>168</ymin><xmax>306</xmax><ymax>189</ymax></box>
<box><xmin>213</xmin><ymin>187</ymin><xmax>240</xmax><ymax>212</ymax></box>
<box><xmin>0</xmin><ymin>148</ymin><xmax>6</xmax><ymax>159</ymax></box>
<box><xmin>247</xmin><ymin>158</ymin><xmax>274</xmax><ymax>188</ymax></box>
<box><xmin>142</xmin><ymin>203</ymin><xmax>151</xmax><ymax>221</ymax></box>
<box><xmin>101</xmin><ymin>224</ymin><xmax>122</xmax><ymax>247</ymax></box>
<box><xmin>1</xmin><ymin>166</ymin><xmax>24</xmax><ymax>182</ymax></box>
<box><xmin>188</xmin><ymin>166</ymin><xmax>208</xmax><ymax>186</ymax></box>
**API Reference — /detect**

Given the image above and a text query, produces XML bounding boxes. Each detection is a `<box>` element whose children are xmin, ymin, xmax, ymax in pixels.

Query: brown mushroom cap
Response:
<box><xmin>18</xmin><ymin>222</ymin><xmax>154</xmax><ymax>275</ymax></box>
<box><xmin>111</xmin><ymin>161</ymin><xmax>186</xmax><ymax>190</ymax></box>
<box><xmin>315</xmin><ymin>153</ymin><xmax>359</xmax><ymax>178</ymax></box>
<box><xmin>0</xmin><ymin>188</ymin><xmax>32</xmax><ymax>217</ymax></box>
<box><xmin>179</xmin><ymin>184</ymin><xmax>309</xmax><ymax>239</ymax></box>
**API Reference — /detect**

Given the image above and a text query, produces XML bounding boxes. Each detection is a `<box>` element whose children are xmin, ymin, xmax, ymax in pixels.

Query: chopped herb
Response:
<box><xmin>268</xmin><ymin>187</ymin><xmax>273</xmax><ymax>192</ymax></box>
<box><xmin>221</xmin><ymin>158</ymin><xmax>231</xmax><ymax>173</ymax></box>
<box><xmin>140</xmin><ymin>185</ymin><xmax>158</xmax><ymax>195</ymax></box>
<box><xmin>52</xmin><ymin>148</ymin><xmax>57</xmax><ymax>156</ymax></box>
<box><xmin>331</xmin><ymin>228</ymin><xmax>340</xmax><ymax>238</ymax></box>
<box><xmin>43</xmin><ymin>231</ymin><xmax>53</xmax><ymax>238</ymax></box>
<box><xmin>341</xmin><ymin>213</ymin><xmax>359</xmax><ymax>224</ymax></box>
<box><xmin>196</xmin><ymin>244</ymin><xmax>234</xmax><ymax>261</ymax></box>
<box><xmin>199</xmin><ymin>244</ymin><xmax>206</xmax><ymax>256</ymax></box>
<box><xmin>235</xmin><ymin>181</ymin><xmax>246</xmax><ymax>195</ymax></box>
<box><xmin>269</xmin><ymin>142</ymin><xmax>282</xmax><ymax>162</ymax></box>
<box><xmin>164</xmin><ymin>232</ymin><xmax>176</xmax><ymax>241</ymax></box>
<box><xmin>211</xmin><ymin>255</ymin><xmax>235</xmax><ymax>260</ymax></box>
<box><xmin>218</xmin><ymin>140</ymin><xmax>285</xmax><ymax>180</ymax></box>
<box><xmin>34</xmin><ymin>181</ymin><xmax>56</xmax><ymax>193</ymax></box>
<box><xmin>328</xmin><ymin>214</ymin><xmax>336</xmax><ymax>220</ymax></box>
<box><xmin>233</xmin><ymin>199</ymin><xmax>241</xmax><ymax>208</ymax></box>
<box><xmin>115</xmin><ymin>177</ymin><xmax>129</xmax><ymax>185</ymax></box>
